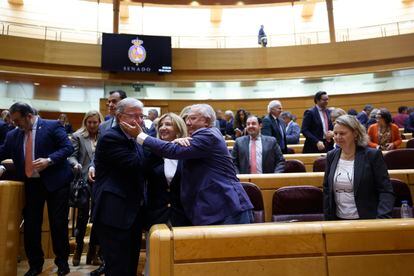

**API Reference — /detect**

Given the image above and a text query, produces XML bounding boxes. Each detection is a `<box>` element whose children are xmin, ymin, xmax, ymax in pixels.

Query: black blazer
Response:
<box><xmin>144</xmin><ymin>155</ymin><xmax>191</xmax><ymax>230</ymax></box>
<box><xmin>261</xmin><ymin>114</ymin><xmax>288</xmax><ymax>154</ymax></box>
<box><xmin>323</xmin><ymin>146</ymin><xmax>394</xmax><ymax>220</ymax></box>
<box><xmin>231</xmin><ymin>135</ymin><xmax>285</xmax><ymax>174</ymax></box>
<box><xmin>92</xmin><ymin>125</ymin><xmax>145</xmax><ymax>230</ymax></box>
<box><xmin>301</xmin><ymin>106</ymin><xmax>333</xmax><ymax>153</ymax></box>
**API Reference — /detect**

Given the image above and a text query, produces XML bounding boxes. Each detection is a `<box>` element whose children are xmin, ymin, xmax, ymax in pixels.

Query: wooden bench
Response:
<box><xmin>238</xmin><ymin>170</ymin><xmax>414</xmax><ymax>222</ymax></box>
<box><xmin>149</xmin><ymin>219</ymin><xmax>414</xmax><ymax>276</ymax></box>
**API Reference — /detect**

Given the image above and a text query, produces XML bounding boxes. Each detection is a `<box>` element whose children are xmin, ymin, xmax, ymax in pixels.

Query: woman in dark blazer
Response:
<box><xmin>143</xmin><ymin>112</ymin><xmax>191</xmax><ymax>275</ymax></box>
<box><xmin>323</xmin><ymin>115</ymin><xmax>394</xmax><ymax>220</ymax></box>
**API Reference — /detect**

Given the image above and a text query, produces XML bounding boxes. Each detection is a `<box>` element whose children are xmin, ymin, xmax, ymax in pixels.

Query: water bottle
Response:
<box><xmin>401</xmin><ymin>200</ymin><xmax>413</xmax><ymax>218</ymax></box>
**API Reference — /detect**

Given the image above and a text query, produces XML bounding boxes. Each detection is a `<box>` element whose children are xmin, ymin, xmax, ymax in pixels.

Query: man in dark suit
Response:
<box><xmin>261</xmin><ymin>100</ymin><xmax>288</xmax><ymax>153</ymax></box>
<box><xmin>224</xmin><ymin>110</ymin><xmax>235</xmax><ymax>140</ymax></box>
<box><xmin>123</xmin><ymin>104</ymin><xmax>253</xmax><ymax>226</ymax></box>
<box><xmin>356</xmin><ymin>104</ymin><xmax>373</xmax><ymax>127</ymax></box>
<box><xmin>405</xmin><ymin>109</ymin><xmax>414</xmax><ymax>135</ymax></box>
<box><xmin>92</xmin><ymin>98</ymin><xmax>146</xmax><ymax>276</ymax></box>
<box><xmin>146</xmin><ymin>108</ymin><xmax>159</xmax><ymax>137</ymax></box>
<box><xmin>301</xmin><ymin>91</ymin><xmax>334</xmax><ymax>153</ymax></box>
<box><xmin>0</xmin><ymin>118</ymin><xmax>9</xmax><ymax>145</ymax></box>
<box><xmin>0</xmin><ymin>102</ymin><xmax>73</xmax><ymax>276</ymax></box>
<box><xmin>232</xmin><ymin>115</ymin><xmax>285</xmax><ymax>174</ymax></box>
<box><xmin>214</xmin><ymin>109</ymin><xmax>227</xmax><ymax>135</ymax></box>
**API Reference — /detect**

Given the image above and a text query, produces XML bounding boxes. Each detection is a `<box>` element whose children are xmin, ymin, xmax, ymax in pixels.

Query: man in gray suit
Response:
<box><xmin>232</xmin><ymin>115</ymin><xmax>285</xmax><ymax>174</ymax></box>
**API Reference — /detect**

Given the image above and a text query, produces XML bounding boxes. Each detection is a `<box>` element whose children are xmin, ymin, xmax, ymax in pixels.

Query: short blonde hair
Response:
<box><xmin>157</xmin><ymin>113</ymin><xmax>188</xmax><ymax>139</ymax></box>
<box><xmin>334</xmin><ymin>115</ymin><xmax>368</xmax><ymax>147</ymax></box>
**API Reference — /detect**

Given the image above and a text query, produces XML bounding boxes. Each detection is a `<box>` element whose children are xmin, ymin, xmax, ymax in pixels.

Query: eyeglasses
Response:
<box><xmin>121</xmin><ymin>112</ymin><xmax>143</xmax><ymax>120</ymax></box>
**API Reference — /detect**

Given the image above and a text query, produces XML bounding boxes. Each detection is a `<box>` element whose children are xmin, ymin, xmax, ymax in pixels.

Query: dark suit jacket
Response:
<box><xmin>0</xmin><ymin>118</ymin><xmax>74</xmax><ymax>192</ymax></box>
<box><xmin>0</xmin><ymin>119</ymin><xmax>8</xmax><ymax>145</ymax></box>
<box><xmin>144</xmin><ymin>156</ymin><xmax>190</xmax><ymax>229</ymax></box>
<box><xmin>142</xmin><ymin>127</ymin><xmax>253</xmax><ymax>225</ymax></box>
<box><xmin>286</xmin><ymin>121</ymin><xmax>301</xmax><ymax>144</ymax></box>
<box><xmin>231</xmin><ymin>135</ymin><xmax>285</xmax><ymax>174</ymax></box>
<box><xmin>323</xmin><ymin>147</ymin><xmax>394</xmax><ymax>220</ymax></box>
<box><xmin>261</xmin><ymin>114</ymin><xmax>288</xmax><ymax>153</ymax></box>
<box><xmin>405</xmin><ymin>112</ymin><xmax>414</xmax><ymax>134</ymax></box>
<box><xmin>356</xmin><ymin>111</ymin><xmax>369</xmax><ymax>126</ymax></box>
<box><xmin>301</xmin><ymin>106</ymin><xmax>333</xmax><ymax>153</ymax></box>
<box><xmin>92</xmin><ymin>125</ymin><xmax>145</xmax><ymax>230</ymax></box>
<box><xmin>225</xmin><ymin>119</ymin><xmax>235</xmax><ymax>139</ymax></box>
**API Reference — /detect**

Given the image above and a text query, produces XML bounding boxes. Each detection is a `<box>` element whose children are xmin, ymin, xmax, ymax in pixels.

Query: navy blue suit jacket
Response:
<box><xmin>301</xmin><ymin>106</ymin><xmax>333</xmax><ymax>153</ymax></box>
<box><xmin>0</xmin><ymin>118</ymin><xmax>74</xmax><ymax>192</ymax></box>
<box><xmin>323</xmin><ymin>147</ymin><xmax>394</xmax><ymax>220</ymax></box>
<box><xmin>92</xmin><ymin>125</ymin><xmax>145</xmax><ymax>230</ymax></box>
<box><xmin>261</xmin><ymin>114</ymin><xmax>288</xmax><ymax>154</ymax></box>
<box><xmin>0</xmin><ymin>119</ymin><xmax>9</xmax><ymax>145</ymax></box>
<box><xmin>285</xmin><ymin>121</ymin><xmax>301</xmax><ymax>144</ymax></box>
<box><xmin>142</xmin><ymin>127</ymin><xmax>253</xmax><ymax>225</ymax></box>
<box><xmin>356</xmin><ymin>111</ymin><xmax>369</xmax><ymax>126</ymax></box>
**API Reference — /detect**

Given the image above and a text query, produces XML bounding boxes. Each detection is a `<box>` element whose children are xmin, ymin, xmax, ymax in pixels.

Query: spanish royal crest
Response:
<box><xmin>128</xmin><ymin>38</ymin><xmax>146</xmax><ymax>65</ymax></box>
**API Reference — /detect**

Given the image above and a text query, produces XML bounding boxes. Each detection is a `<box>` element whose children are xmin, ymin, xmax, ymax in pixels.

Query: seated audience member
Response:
<box><xmin>58</xmin><ymin>113</ymin><xmax>74</xmax><ymax>135</ymax></box>
<box><xmin>404</xmin><ymin>107</ymin><xmax>414</xmax><ymax>134</ymax></box>
<box><xmin>262</xmin><ymin>100</ymin><xmax>288</xmax><ymax>153</ymax></box>
<box><xmin>224</xmin><ymin>110</ymin><xmax>235</xmax><ymax>140</ymax></box>
<box><xmin>68</xmin><ymin>110</ymin><xmax>103</xmax><ymax>266</ymax></box>
<box><xmin>146</xmin><ymin>109</ymin><xmax>159</xmax><ymax>137</ymax></box>
<box><xmin>258</xmin><ymin>25</ymin><xmax>267</xmax><ymax>47</ymax></box>
<box><xmin>123</xmin><ymin>104</ymin><xmax>254</xmax><ymax>226</ymax></box>
<box><xmin>214</xmin><ymin>109</ymin><xmax>227</xmax><ymax>135</ymax></box>
<box><xmin>356</xmin><ymin>104</ymin><xmax>373</xmax><ymax>127</ymax></box>
<box><xmin>367</xmin><ymin>108</ymin><xmax>402</xmax><ymax>150</ymax></box>
<box><xmin>366</xmin><ymin>108</ymin><xmax>379</xmax><ymax>129</ymax></box>
<box><xmin>302</xmin><ymin>91</ymin><xmax>334</xmax><ymax>153</ymax></box>
<box><xmin>393</xmin><ymin>106</ymin><xmax>409</xmax><ymax>128</ymax></box>
<box><xmin>330</xmin><ymin>108</ymin><xmax>347</xmax><ymax>125</ymax></box>
<box><xmin>0</xmin><ymin>114</ymin><xmax>9</xmax><ymax>145</ymax></box>
<box><xmin>347</xmin><ymin>109</ymin><xmax>358</xmax><ymax>116</ymax></box>
<box><xmin>281</xmin><ymin>111</ymin><xmax>300</xmax><ymax>144</ymax></box>
<box><xmin>143</xmin><ymin>113</ymin><xmax>191</xmax><ymax>275</ymax></box>
<box><xmin>234</xmin><ymin>109</ymin><xmax>249</xmax><ymax>138</ymax></box>
<box><xmin>323</xmin><ymin>115</ymin><xmax>394</xmax><ymax>220</ymax></box>
<box><xmin>179</xmin><ymin>105</ymin><xmax>192</xmax><ymax>122</ymax></box>
<box><xmin>231</xmin><ymin>115</ymin><xmax>285</xmax><ymax>174</ymax></box>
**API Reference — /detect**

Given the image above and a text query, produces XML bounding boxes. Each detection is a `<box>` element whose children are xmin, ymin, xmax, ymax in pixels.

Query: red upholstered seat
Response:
<box><xmin>241</xmin><ymin>182</ymin><xmax>265</xmax><ymax>223</ymax></box>
<box><xmin>284</xmin><ymin>159</ymin><xmax>306</xmax><ymax>173</ymax></box>
<box><xmin>272</xmin><ymin>185</ymin><xmax>324</xmax><ymax>222</ymax></box>
<box><xmin>312</xmin><ymin>157</ymin><xmax>326</xmax><ymax>172</ymax></box>
<box><xmin>383</xmin><ymin>149</ymin><xmax>414</xmax><ymax>169</ymax></box>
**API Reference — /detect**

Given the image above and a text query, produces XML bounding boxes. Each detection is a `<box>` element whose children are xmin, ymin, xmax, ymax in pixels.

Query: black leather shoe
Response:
<box><xmin>57</xmin><ymin>266</ymin><xmax>70</xmax><ymax>276</ymax></box>
<box><xmin>24</xmin><ymin>267</ymin><xmax>42</xmax><ymax>276</ymax></box>
<box><xmin>90</xmin><ymin>262</ymin><xmax>105</xmax><ymax>276</ymax></box>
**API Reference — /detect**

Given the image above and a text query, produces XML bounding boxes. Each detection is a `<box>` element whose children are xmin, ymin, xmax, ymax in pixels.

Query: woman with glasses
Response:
<box><xmin>367</xmin><ymin>108</ymin><xmax>402</xmax><ymax>151</ymax></box>
<box><xmin>323</xmin><ymin>115</ymin><xmax>394</xmax><ymax>220</ymax></box>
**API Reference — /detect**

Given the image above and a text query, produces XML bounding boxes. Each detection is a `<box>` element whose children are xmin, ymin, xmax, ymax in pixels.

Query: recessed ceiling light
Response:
<box><xmin>190</xmin><ymin>1</ymin><xmax>200</xmax><ymax>6</ymax></box>
<box><xmin>236</xmin><ymin>1</ymin><xmax>244</xmax><ymax>5</ymax></box>
<box><xmin>34</xmin><ymin>82</ymin><xmax>40</xmax><ymax>86</ymax></box>
<box><xmin>5</xmin><ymin>81</ymin><xmax>9</xmax><ymax>84</ymax></box>
<box><xmin>61</xmin><ymin>84</ymin><xmax>67</xmax><ymax>88</ymax></box>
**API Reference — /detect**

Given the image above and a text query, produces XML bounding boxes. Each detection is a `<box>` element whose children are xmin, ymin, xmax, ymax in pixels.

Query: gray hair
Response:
<box><xmin>267</xmin><ymin>100</ymin><xmax>281</xmax><ymax>113</ymax></box>
<box><xmin>334</xmin><ymin>115</ymin><xmax>368</xmax><ymax>147</ymax></box>
<box><xmin>369</xmin><ymin>108</ymin><xmax>379</xmax><ymax>119</ymax></box>
<box><xmin>116</xmin><ymin>98</ymin><xmax>144</xmax><ymax>114</ymax></box>
<box><xmin>224</xmin><ymin>110</ymin><xmax>234</xmax><ymax>117</ymax></box>
<box><xmin>280</xmin><ymin>111</ymin><xmax>292</xmax><ymax>120</ymax></box>
<box><xmin>330</xmin><ymin>108</ymin><xmax>346</xmax><ymax>121</ymax></box>
<box><xmin>191</xmin><ymin>104</ymin><xmax>216</xmax><ymax>127</ymax></box>
<box><xmin>148</xmin><ymin>108</ymin><xmax>158</xmax><ymax>117</ymax></box>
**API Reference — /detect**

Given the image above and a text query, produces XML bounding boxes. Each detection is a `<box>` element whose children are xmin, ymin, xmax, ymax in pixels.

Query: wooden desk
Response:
<box><xmin>238</xmin><ymin>169</ymin><xmax>414</xmax><ymax>222</ymax></box>
<box><xmin>150</xmin><ymin>220</ymin><xmax>414</xmax><ymax>276</ymax></box>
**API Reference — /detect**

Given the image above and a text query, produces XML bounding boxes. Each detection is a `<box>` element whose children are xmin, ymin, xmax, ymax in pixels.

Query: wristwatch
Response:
<box><xmin>47</xmin><ymin>158</ymin><xmax>53</xmax><ymax>166</ymax></box>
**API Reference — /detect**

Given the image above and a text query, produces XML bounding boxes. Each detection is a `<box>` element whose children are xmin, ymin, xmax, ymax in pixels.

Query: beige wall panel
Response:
<box><xmin>328</xmin><ymin>254</ymin><xmax>414</xmax><ymax>276</ymax></box>
<box><xmin>174</xmin><ymin>257</ymin><xmax>326</xmax><ymax>276</ymax></box>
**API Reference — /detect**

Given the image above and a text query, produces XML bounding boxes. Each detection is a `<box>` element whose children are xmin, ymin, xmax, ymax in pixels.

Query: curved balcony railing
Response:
<box><xmin>1</xmin><ymin>19</ymin><xmax>414</xmax><ymax>47</ymax></box>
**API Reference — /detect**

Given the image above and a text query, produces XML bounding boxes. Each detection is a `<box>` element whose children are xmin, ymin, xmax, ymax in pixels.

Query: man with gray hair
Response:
<box><xmin>147</xmin><ymin>108</ymin><xmax>159</xmax><ymax>137</ymax></box>
<box><xmin>261</xmin><ymin>100</ymin><xmax>288</xmax><ymax>153</ymax></box>
<box><xmin>281</xmin><ymin>111</ymin><xmax>300</xmax><ymax>144</ymax></box>
<box><xmin>224</xmin><ymin>110</ymin><xmax>235</xmax><ymax>139</ymax></box>
<box><xmin>122</xmin><ymin>103</ymin><xmax>253</xmax><ymax>226</ymax></box>
<box><xmin>92</xmin><ymin>98</ymin><xmax>146</xmax><ymax>276</ymax></box>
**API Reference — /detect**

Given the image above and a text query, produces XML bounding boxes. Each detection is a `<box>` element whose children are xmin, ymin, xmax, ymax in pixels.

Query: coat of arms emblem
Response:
<box><xmin>128</xmin><ymin>38</ymin><xmax>146</xmax><ymax>65</ymax></box>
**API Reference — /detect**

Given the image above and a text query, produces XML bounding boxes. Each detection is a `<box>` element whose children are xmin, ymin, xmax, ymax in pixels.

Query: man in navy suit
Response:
<box><xmin>356</xmin><ymin>104</ymin><xmax>373</xmax><ymax>127</ymax></box>
<box><xmin>232</xmin><ymin>115</ymin><xmax>285</xmax><ymax>174</ymax></box>
<box><xmin>281</xmin><ymin>111</ymin><xmax>300</xmax><ymax>144</ymax></box>
<box><xmin>301</xmin><ymin>91</ymin><xmax>334</xmax><ymax>153</ymax></box>
<box><xmin>123</xmin><ymin>104</ymin><xmax>253</xmax><ymax>226</ymax></box>
<box><xmin>0</xmin><ymin>118</ymin><xmax>9</xmax><ymax>145</ymax></box>
<box><xmin>0</xmin><ymin>102</ymin><xmax>73</xmax><ymax>276</ymax></box>
<box><xmin>92</xmin><ymin>98</ymin><xmax>145</xmax><ymax>276</ymax></box>
<box><xmin>261</xmin><ymin>100</ymin><xmax>288</xmax><ymax>153</ymax></box>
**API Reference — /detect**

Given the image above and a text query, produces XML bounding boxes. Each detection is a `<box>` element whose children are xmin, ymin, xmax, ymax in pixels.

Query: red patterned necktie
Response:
<box><xmin>25</xmin><ymin>130</ymin><xmax>34</xmax><ymax>178</ymax></box>
<box><xmin>250</xmin><ymin>138</ymin><xmax>257</xmax><ymax>174</ymax></box>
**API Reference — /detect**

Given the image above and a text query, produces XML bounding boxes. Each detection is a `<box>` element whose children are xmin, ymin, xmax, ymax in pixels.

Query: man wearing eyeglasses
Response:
<box><xmin>92</xmin><ymin>98</ymin><xmax>146</xmax><ymax>276</ymax></box>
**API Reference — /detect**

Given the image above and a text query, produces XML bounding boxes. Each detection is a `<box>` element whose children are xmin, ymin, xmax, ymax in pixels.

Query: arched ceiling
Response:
<box><xmin>128</xmin><ymin>0</ymin><xmax>298</xmax><ymax>6</ymax></box>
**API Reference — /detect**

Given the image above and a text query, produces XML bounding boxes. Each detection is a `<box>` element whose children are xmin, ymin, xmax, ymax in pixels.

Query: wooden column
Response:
<box><xmin>113</xmin><ymin>0</ymin><xmax>120</xmax><ymax>34</ymax></box>
<box><xmin>326</xmin><ymin>0</ymin><xmax>336</xmax><ymax>43</ymax></box>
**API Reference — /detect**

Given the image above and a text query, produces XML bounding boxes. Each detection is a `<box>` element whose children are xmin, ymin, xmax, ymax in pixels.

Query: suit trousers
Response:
<box><xmin>75</xmin><ymin>199</ymin><xmax>90</xmax><ymax>245</ymax></box>
<box><xmin>23</xmin><ymin>178</ymin><xmax>70</xmax><ymax>269</ymax></box>
<box><xmin>97</xmin><ymin>214</ymin><xmax>143</xmax><ymax>276</ymax></box>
